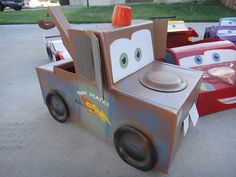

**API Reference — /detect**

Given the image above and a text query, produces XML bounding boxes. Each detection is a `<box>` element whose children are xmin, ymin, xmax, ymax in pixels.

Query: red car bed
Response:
<box><xmin>163</xmin><ymin>40</ymin><xmax>236</xmax><ymax>116</ymax></box>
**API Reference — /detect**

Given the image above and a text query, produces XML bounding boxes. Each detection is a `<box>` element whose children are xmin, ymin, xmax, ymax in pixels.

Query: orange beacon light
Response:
<box><xmin>112</xmin><ymin>5</ymin><xmax>132</xmax><ymax>26</ymax></box>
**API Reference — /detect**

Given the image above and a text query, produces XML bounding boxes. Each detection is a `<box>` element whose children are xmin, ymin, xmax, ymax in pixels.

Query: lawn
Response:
<box><xmin>0</xmin><ymin>1</ymin><xmax>235</xmax><ymax>24</ymax></box>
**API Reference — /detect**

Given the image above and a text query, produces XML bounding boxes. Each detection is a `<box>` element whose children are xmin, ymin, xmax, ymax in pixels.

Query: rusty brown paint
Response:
<box><xmin>36</xmin><ymin>7</ymin><xmax>203</xmax><ymax>173</ymax></box>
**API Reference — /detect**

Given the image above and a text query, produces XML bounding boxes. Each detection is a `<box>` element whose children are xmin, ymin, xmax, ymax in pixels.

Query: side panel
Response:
<box><xmin>36</xmin><ymin>67</ymin><xmax>79</xmax><ymax>122</ymax></box>
<box><xmin>73</xmin><ymin>82</ymin><xmax>111</xmax><ymax>138</ymax></box>
<box><xmin>104</xmin><ymin>90</ymin><xmax>176</xmax><ymax>173</ymax></box>
<box><xmin>36</xmin><ymin>65</ymin><xmax>111</xmax><ymax>138</ymax></box>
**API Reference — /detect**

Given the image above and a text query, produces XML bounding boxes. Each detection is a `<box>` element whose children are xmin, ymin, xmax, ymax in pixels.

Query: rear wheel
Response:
<box><xmin>46</xmin><ymin>92</ymin><xmax>69</xmax><ymax>123</ymax></box>
<box><xmin>0</xmin><ymin>3</ymin><xmax>5</xmax><ymax>11</ymax></box>
<box><xmin>114</xmin><ymin>126</ymin><xmax>157</xmax><ymax>171</ymax></box>
<box><xmin>13</xmin><ymin>6</ymin><xmax>22</xmax><ymax>11</ymax></box>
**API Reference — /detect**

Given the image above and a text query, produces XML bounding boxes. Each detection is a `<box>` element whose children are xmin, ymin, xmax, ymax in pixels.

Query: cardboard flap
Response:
<box><xmin>153</xmin><ymin>19</ymin><xmax>168</xmax><ymax>60</ymax></box>
<box><xmin>68</xmin><ymin>29</ymin><xmax>103</xmax><ymax>97</ymax></box>
<box><xmin>90</xmin><ymin>33</ymin><xmax>104</xmax><ymax>98</ymax></box>
<box><xmin>48</xmin><ymin>7</ymin><xmax>72</xmax><ymax>54</ymax></box>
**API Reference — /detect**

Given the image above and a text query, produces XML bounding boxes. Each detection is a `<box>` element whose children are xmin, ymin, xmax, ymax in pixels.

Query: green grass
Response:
<box><xmin>0</xmin><ymin>1</ymin><xmax>236</xmax><ymax>24</ymax></box>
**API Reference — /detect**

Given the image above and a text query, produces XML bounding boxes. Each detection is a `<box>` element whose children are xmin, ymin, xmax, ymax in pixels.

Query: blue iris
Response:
<box><xmin>212</xmin><ymin>53</ymin><xmax>220</xmax><ymax>62</ymax></box>
<box><xmin>194</xmin><ymin>56</ymin><xmax>203</xmax><ymax>65</ymax></box>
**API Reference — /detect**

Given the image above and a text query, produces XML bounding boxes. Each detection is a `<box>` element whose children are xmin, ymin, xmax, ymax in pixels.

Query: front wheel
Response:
<box><xmin>46</xmin><ymin>92</ymin><xmax>69</xmax><ymax>123</ymax></box>
<box><xmin>114</xmin><ymin>126</ymin><xmax>157</xmax><ymax>171</ymax></box>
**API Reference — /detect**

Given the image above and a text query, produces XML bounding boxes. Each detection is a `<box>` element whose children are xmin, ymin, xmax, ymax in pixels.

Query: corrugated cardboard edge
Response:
<box><xmin>153</xmin><ymin>19</ymin><xmax>168</xmax><ymax>60</ymax></box>
<box><xmin>48</xmin><ymin>6</ymin><xmax>72</xmax><ymax>55</ymax></box>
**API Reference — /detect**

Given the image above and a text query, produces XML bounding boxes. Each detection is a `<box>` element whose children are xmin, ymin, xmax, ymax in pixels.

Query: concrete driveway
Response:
<box><xmin>0</xmin><ymin>23</ymin><xmax>236</xmax><ymax>177</ymax></box>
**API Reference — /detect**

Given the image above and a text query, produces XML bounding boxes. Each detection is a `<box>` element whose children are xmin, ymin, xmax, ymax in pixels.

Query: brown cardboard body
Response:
<box><xmin>36</xmin><ymin>7</ymin><xmax>202</xmax><ymax>173</ymax></box>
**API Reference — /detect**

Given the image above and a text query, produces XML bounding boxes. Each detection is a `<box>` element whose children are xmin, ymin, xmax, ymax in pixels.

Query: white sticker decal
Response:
<box><xmin>183</xmin><ymin>115</ymin><xmax>189</xmax><ymax>136</ymax></box>
<box><xmin>189</xmin><ymin>103</ymin><xmax>199</xmax><ymax>127</ymax></box>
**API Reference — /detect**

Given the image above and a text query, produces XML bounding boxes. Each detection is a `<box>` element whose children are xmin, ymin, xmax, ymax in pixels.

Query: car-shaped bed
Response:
<box><xmin>163</xmin><ymin>40</ymin><xmax>236</xmax><ymax>116</ymax></box>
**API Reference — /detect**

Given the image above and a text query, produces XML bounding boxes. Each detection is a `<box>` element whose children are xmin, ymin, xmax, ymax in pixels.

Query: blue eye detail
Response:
<box><xmin>212</xmin><ymin>53</ymin><xmax>220</xmax><ymax>62</ymax></box>
<box><xmin>194</xmin><ymin>56</ymin><xmax>203</xmax><ymax>65</ymax></box>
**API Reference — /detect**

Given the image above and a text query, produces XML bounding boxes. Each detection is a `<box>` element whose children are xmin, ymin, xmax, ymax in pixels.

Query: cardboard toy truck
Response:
<box><xmin>37</xmin><ymin>7</ymin><xmax>202</xmax><ymax>173</ymax></box>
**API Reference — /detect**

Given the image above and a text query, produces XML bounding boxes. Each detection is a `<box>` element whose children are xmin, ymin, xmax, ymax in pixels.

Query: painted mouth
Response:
<box><xmin>218</xmin><ymin>96</ymin><xmax>236</xmax><ymax>104</ymax></box>
<box><xmin>208</xmin><ymin>66</ymin><xmax>236</xmax><ymax>85</ymax></box>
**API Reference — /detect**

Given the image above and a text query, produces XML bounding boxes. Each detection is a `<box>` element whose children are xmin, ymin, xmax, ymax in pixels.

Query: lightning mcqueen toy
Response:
<box><xmin>163</xmin><ymin>40</ymin><xmax>236</xmax><ymax>116</ymax></box>
<box><xmin>45</xmin><ymin>36</ymin><xmax>71</xmax><ymax>62</ymax></box>
<box><xmin>38</xmin><ymin>20</ymin><xmax>71</xmax><ymax>62</ymax></box>
<box><xmin>167</xmin><ymin>20</ymin><xmax>199</xmax><ymax>48</ymax></box>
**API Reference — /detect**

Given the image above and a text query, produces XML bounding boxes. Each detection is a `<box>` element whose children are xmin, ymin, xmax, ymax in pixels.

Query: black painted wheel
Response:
<box><xmin>46</xmin><ymin>92</ymin><xmax>69</xmax><ymax>123</ymax></box>
<box><xmin>114</xmin><ymin>127</ymin><xmax>157</xmax><ymax>171</ymax></box>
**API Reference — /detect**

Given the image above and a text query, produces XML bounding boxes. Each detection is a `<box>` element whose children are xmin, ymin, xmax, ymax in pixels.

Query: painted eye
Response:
<box><xmin>212</xmin><ymin>53</ymin><xmax>220</xmax><ymax>62</ymax></box>
<box><xmin>194</xmin><ymin>56</ymin><xmax>203</xmax><ymax>65</ymax></box>
<box><xmin>135</xmin><ymin>48</ymin><xmax>142</xmax><ymax>62</ymax></box>
<box><xmin>119</xmin><ymin>53</ymin><xmax>129</xmax><ymax>68</ymax></box>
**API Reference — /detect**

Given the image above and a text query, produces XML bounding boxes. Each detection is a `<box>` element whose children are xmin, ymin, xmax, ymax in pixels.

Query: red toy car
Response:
<box><xmin>45</xmin><ymin>37</ymin><xmax>71</xmax><ymax>62</ymax></box>
<box><xmin>163</xmin><ymin>40</ymin><xmax>236</xmax><ymax>116</ymax></box>
<box><xmin>38</xmin><ymin>20</ymin><xmax>71</xmax><ymax>62</ymax></box>
<box><xmin>167</xmin><ymin>21</ymin><xmax>199</xmax><ymax>48</ymax></box>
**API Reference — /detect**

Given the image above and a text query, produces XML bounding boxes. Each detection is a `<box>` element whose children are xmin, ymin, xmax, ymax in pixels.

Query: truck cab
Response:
<box><xmin>37</xmin><ymin>7</ymin><xmax>202</xmax><ymax>173</ymax></box>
